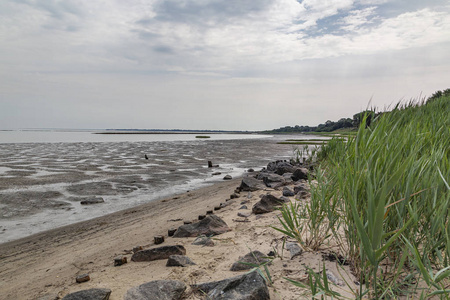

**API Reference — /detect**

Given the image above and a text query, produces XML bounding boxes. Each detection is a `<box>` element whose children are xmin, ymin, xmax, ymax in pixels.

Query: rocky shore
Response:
<box><xmin>0</xmin><ymin>160</ymin><xmax>357</xmax><ymax>300</ymax></box>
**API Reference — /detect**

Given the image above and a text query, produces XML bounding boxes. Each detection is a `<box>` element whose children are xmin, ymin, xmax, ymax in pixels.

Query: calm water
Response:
<box><xmin>0</xmin><ymin>130</ymin><xmax>319</xmax><ymax>243</ymax></box>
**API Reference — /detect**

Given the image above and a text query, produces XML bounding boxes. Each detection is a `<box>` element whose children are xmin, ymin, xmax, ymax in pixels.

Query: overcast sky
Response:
<box><xmin>1</xmin><ymin>0</ymin><xmax>449</xmax><ymax>131</ymax></box>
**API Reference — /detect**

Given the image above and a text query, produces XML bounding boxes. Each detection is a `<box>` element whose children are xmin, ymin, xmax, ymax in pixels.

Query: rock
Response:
<box><xmin>230</xmin><ymin>193</ymin><xmax>239</xmax><ymax>199</ymax></box>
<box><xmin>247</xmin><ymin>192</ymin><xmax>253</xmax><ymax>199</ymax></box>
<box><xmin>208</xmin><ymin>161</ymin><xmax>219</xmax><ymax>168</ymax></box>
<box><xmin>239</xmin><ymin>205</ymin><xmax>247</xmax><ymax>210</ymax></box>
<box><xmin>62</xmin><ymin>288</ymin><xmax>111</xmax><ymax>300</ymax></box>
<box><xmin>240</xmin><ymin>177</ymin><xmax>265</xmax><ymax>191</ymax></box>
<box><xmin>282</xmin><ymin>186</ymin><xmax>295</xmax><ymax>197</ymax></box>
<box><xmin>133</xmin><ymin>246</ymin><xmax>143</xmax><ymax>253</ymax></box>
<box><xmin>274</xmin><ymin>162</ymin><xmax>296</xmax><ymax>175</ymax></box>
<box><xmin>114</xmin><ymin>255</ymin><xmax>127</xmax><ymax>266</ymax></box>
<box><xmin>80</xmin><ymin>197</ymin><xmax>104</xmax><ymax>205</ymax></box>
<box><xmin>252</xmin><ymin>194</ymin><xmax>289</xmax><ymax>214</ymax></box>
<box><xmin>183</xmin><ymin>220</ymin><xmax>192</xmax><ymax>225</ymax></box>
<box><xmin>166</xmin><ymin>255</ymin><xmax>196</xmax><ymax>267</ymax></box>
<box><xmin>168</xmin><ymin>228</ymin><xmax>177</xmax><ymax>236</ymax></box>
<box><xmin>131</xmin><ymin>245</ymin><xmax>186</xmax><ymax>262</ymax></box>
<box><xmin>292</xmin><ymin>167</ymin><xmax>309</xmax><ymax>181</ymax></box>
<box><xmin>262</xmin><ymin>173</ymin><xmax>286</xmax><ymax>188</ymax></box>
<box><xmin>279</xmin><ymin>196</ymin><xmax>290</xmax><ymax>202</ymax></box>
<box><xmin>223</xmin><ymin>175</ymin><xmax>232</xmax><ymax>180</ymax></box>
<box><xmin>212</xmin><ymin>172</ymin><xmax>222</xmax><ymax>176</ymax></box>
<box><xmin>230</xmin><ymin>251</ymin><xmax>271</xmax><ymax>271</ymax></box>
<box><xmin>326</xmin><ymin>270</ymin><xmax>344</xmax><ymax>286</ymax></box>
<box><xmin>192</xmin><ymin>235</ymin><xmax>215</xmax><ymax>246</ymax></box>
<box><xmin>173</xmin><ymin>215</ymin><xmax>231</xmax><ymax>238</ymax></box>
<box><xmin>285</xmin><ymin>242</ymin><xmax>303</xmax><ymax>259</ymax></box>
<box><xmin>237</xmin><ymin>212</ymin><xmax>251</xmax><ymax>218</ymax></box>
<box><xmin>295</xmin><ymin>190</ymin><xmax>310</xmax><ymax>200</ymax></box>
<box><xmin>293</xmin><ymin>182</ymin><xmax>310</xmax><ymax>193</ymax></box>
<box><xmin>154</xmin><ymin>235</ymin><xmax>165</xmax><ymax>245</ymax></box>
<box><xmin>214</xmin><ymin>206</ymin><xmax>221</xmax><ymax>211</ymax></box>
<box><xmin>198</xmin><ymin>214</ymin><xmax>206</xmax><ymax>220</ymax></box>
<box><xmin>193</xmin><ymin>270</ymin><xmax>270</xmax><ymax>300</ymax></box>
<box><xmin>206</xmin><ymin>210</ymin><xmax>214</xmax><ymax>215</ymax></box>
<box><xmin>76</xmin><ymin>274</ymin><xmax>90</xmax><ymax>283</ymax></box>
<box><xmin>124</xmin><ymin>280</ymin><xmax>186</xmax><ymax>300</ymax></box>
<box><xmin>247</xmin><ymin>168</ymin><xmax>255</xmax><ymax>172</ymax></box>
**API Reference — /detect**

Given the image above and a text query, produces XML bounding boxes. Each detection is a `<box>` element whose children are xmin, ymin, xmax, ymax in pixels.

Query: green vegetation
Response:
<box><xmin>195</xmin><ymin>135</ymin><xmax>211</xmax><ymax>138</ymax></box>
<box><xmin>276</xmin><ymin>90</ymin><xmax>450</xmax><ymax>298</ymax></box>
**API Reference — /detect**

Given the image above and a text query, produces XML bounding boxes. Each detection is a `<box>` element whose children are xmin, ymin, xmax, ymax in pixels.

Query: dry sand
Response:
<box><xmin>0</xmin><ymin>177</ymin><xmax>357</xmax><ymax>300</ymax></box>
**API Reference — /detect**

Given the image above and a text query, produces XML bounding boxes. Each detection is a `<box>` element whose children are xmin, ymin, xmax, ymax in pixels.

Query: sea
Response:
<box><xmin>0</xmin><ymin>130</ymin><xmax>321</xmax><ymax>243</ymax></box>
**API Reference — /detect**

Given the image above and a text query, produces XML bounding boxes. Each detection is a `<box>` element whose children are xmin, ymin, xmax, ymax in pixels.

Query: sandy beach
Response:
<box><xmin>0</xmin><ymin>173</ymin><xmax>358</xmax><ymax>300</ymax></box>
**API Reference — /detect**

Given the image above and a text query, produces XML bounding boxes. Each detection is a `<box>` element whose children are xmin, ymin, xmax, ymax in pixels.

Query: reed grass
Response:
<box><xmin>278</xmin><ymin>94</ymin><xmax>450</xmax><ymax>298</ymax></box>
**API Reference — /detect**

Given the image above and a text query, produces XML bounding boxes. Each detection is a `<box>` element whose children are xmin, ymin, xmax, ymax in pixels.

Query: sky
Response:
<box><xmin>1</xmin><ymin>0</ymin><xmax>449</xmax><ymax>131</ymax></box>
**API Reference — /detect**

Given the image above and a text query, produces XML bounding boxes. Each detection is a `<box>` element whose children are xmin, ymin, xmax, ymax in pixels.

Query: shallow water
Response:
<box><xmin>0</xmin><ymin>132</ymin><xmax>319</xmax><ymax>243</ymax></box>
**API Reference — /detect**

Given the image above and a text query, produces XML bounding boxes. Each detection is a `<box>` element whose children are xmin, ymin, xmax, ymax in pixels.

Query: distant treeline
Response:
<box><xmin>266</xmin><ymin>88</ymin><xmax>450</xmax><ymax>133</ymax></box>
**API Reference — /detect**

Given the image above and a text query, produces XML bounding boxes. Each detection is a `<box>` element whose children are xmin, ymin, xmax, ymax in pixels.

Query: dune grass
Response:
<box><xmin>276</xmin><ymin>94</ymin><xmax>450</xmax><ymax>298</ymax></box>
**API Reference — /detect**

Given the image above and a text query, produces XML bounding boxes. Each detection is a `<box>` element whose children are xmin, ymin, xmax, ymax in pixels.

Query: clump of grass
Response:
<box><xmin>195</xmin><ymin>135</ymin><xmax>210</xmax><ymax>139</ymax></box>
<box><xmin>279</xmin><ymin>93</ymin><xmax>450</xmax><ymax>298</ymax></box>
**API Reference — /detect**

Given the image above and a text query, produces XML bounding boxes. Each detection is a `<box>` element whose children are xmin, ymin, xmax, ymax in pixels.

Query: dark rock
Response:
<box><xmin>262</xmin><ymin>173</ymin><xmax>286</xmax><ymax>188</ymax></box>
<box><xmin>223</xmin><ymin>175</ymin><xmax>232</xmax><ymax>180</ymax></box>
<box><xmin>154</xmin><ymin>235</ymin><xmax>165</xmax><ymax>245</ymax></box>
<box><xmin>267</xmin><ymin>251</ymin><xmax>275</xmax><ymax>257</ymax></box>
<box><xmin>192</xmin><ymin>235</ymin><xmax>215</xmax><ymax>246</ymax></box>
<box><xmin>166</xmin><ymin>255</ymin><xmax>196</xmax><ymax>267</ymax></box>
<box><xmin>193</xmin><ymin>270</ymin><xmax>269</xmax><ymax>300</ymax></box>
<box><xmin>133</xmin><ymin>246</ymin><xmax>143</xmax><ymax>253</ymax></box>
<box><xmin>212</xmin><ymin>172</ymin><xmax>222</xmax><ymax>176</ymax></box>
<box><xmin>76</xmin><ymin>274</ymin><xmax>90</xmax><ymax>283</ymax></box>
<box><xmin>230</xmin><ymin>193</ymin><xmax>239</xmax><ymax>199</ymax></box>
<box><xmin>131</xmin><ymin>245</ymin><xmax>186</xmax><ymax>262</ymax></box>
<box><xmin>114</xmin><ymin>255</ymin><xmax>127</xmax><ymax>266</ymax></box>
<box><xmin>240</xmin><ymin>177</ymin><xmax>265</xmax><ymax>191</ymax></box>
<box><xmin>252</xmin><ymin>194</ymin><xmax>289</xmax><ymax>214</ymax></box>
<box><xmin>173</xmin><ymin>215</ymin><xmax>231</xmax><ymax>238</ymax></box>
<box><xmin>282</xmin><ymin>186</ymin><xmax>295</xmax><ymax>197</ymax></box>
<box><xmin>168</xmin><ymin>229</ymin><xmax>177</xmax><ymax>236</ymax></box>
<box><xmin>295</xmin><ymin>190</ymin><xmax>310</xmax><ymax>200</ymax></box>
<box><xmin>247</xmin><ymin>168</ymin><xmax>255</xmax><ymax>172</ymax></box>
<box><xmin>293</xmin><ymin>182</ymin><xmax>310</xmax><ymax>193</ymax></box>
<box><xmin>198</xmin><ymin>214</ymin><xmax>206</xmax><ymax>220</ymax></box>
<box><xmin>239</xmin><ymin>205</ymin><xmax>247</xmax><ymax>210</ymax></box>
<box><xmin>292</xmin><ymin>167</ymin><xmax>309</xmax><ymax>181</ymax></box>
<box><xmin>183</xmin><ymin>220</ymin><xmax>192</xmax><ymax>225</ymax></box>
<box><xmin>206</xmin><ymin>210</ymin><xmax>214</xmax><ymax>215</ymax></box>
<box><xmin>230</xmin><ymin>251</ymin><xmax>270</xmax><ymax>271</ymax></box>
<box><xmin>62</xmin><ymin>288</ymin><xmax>111</xmax><ymax>300</ymax></box>
<box><xmin>274</xmin><ymin>162</ymin><xmax>296</xmax><ymax>175</ymax></box>
<box><xmin>124</xmin><ymin>280</ymin><xmax>186</xmax><ymax>300</ymax></box>
<box><xmin>214</xmin><ymin>206</ymin><xmax>221</xmax><ymax>211</ymax></box>
<box><xmin>286</xmin><ymin>242</ymin><xmax>303</xmax><ymax>259</ymax></box>
<box><xmin>80</xmin><ymin>197</ymin><xmax>104</xmax><ymax>205</ymax></box>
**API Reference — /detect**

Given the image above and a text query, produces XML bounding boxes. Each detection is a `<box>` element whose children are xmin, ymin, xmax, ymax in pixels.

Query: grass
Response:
<box><xmin>195</xmin><ymin>135</ymin><xmax>211</xmax><ymax>138</ymax></box>
<box><xmin>277</xmin><ymin>94</ymin><xmax>450</xmax><ymax>298</ymax></box>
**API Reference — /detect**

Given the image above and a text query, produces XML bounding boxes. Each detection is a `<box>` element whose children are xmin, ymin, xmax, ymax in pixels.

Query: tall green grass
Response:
<box><xmin>279</xmin><ymin>94</ymin><xmax>450</xmax><ymax>298</ymax></box>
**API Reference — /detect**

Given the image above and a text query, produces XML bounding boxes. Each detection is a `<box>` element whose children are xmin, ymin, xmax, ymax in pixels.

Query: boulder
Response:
<box><xmin>193</xmin><ymin>271</ymin><xmax>270</xmax><ymax>300</ymax></box>
<box><xmin>274</xmin><ymin>162</ymin><xmax>296</xmax><ymax>175</ymax></box>
<box><xmin>223</xmin><ymin>175</ymin><xmax>233</xmax><ymax>180</ymax></box>
<box><xmin>166</xmin><ymin>255</ymin><xmax>196</xmax><ymax>267</ymax></box>
<box><xmin>282</xmin><ymin>186</ymin><xmax>295</xmax><ymax>197</ymax></box>
<box><xmin>291</xmin><ymin>167</ymin><xmax>309</xmax><ymax>181</ymax></box>
<box><xmin>252</xmin><ymin>194</ymin><xmax>289</xmax><ymax>214</ymax></box>
<box><xmin>124</xmin><ymin>280</ymin><xmax>186</xmax><ymax>300</ymax></box>
<box><xmin>230</xmin><ymin>251</ymin><xmax>271</xmax><ymax>271</ymax></box>
<box><xmin>80</xmin><ymin>197</ymin><xmax>104</xmax><ymax>205</ymax></box>
<box><xmin>262</xmin><ymin>173</ymin><xmax>285</xmax><ymax>188</ymax></box>
<box><xmin>240</xmin><ymin>177</ymin><xmax>265</xmax><ymax>192</ymax></box>
<box><xmin>62</xmin><ymin>288</ymin><xmax>111</xmax><ymax>300</ymax></box>
<box><xmin>131</xmin><ymin>245</ymin><xmax>186</xmax><ymax>262</ymax></box>
<box><xmin>173</xmin><ymin>215</ymin><xmax>231</xmax><ymax>238</ymax></box>
<box><xmin>293</xmin><ymin>182</ymin><xmax>310</xmax><ymax>193</ymax></box>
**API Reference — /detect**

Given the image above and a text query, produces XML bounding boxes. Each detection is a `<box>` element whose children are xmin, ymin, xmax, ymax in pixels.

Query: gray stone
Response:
<box><xmin>262</xmin><ymin>173</ymin><xmax>286</xmax><ymax>188</ymax></box>
<box><xmin>173</xmin><ymin>215</ymin><xmax>231</xmax><ymax>238</ymax></box>
<box><xmin>114</xmin><ymin>255</ymin><xmax>127</xmax><ymax>266</ymax></box>
<box><xmin>193</xmin><ymin>270</ymin><xmax>270</xmax><ymax>300</ymax></box>
<box><xmin>239</xmin><ymin>205</ymin><xmax>248</xmax><ymax>210</ymax></box>
<box><xmin>76</xmin><ymin>274</ymin><xmax>90</xmax><ymax>283</ymax></box>
<box><xmin>192</xmin><ymin>235</ymin><xmax>215</xmax><ymax>246</ymax></box>
<box><xmin>237</xmin><ymin>212</ymin><xmax>251</xmax><ymax>218</ymax></box>
<box><xmin>293</xmin><ymin>182</ymin><xmax>310</xmax><ymax>193</ymax></box>
<box><xmin>62</xmin><ymin>288</ymin><xmax>111</xmax><ymax>300</ymax></box>
<box><xmin>274</xmin><ymin>162</ymin><xmax>296</xmax><ymax>175</ymax></box>
<box><xmin>252</xmin><ymin>194</ymin><xmax>289</xmax><ymax>214</ymax></box>
<box><xmin>223</xmin><ymin>175</ymin><xmax>232</xmax><ymax>180</ymax></box>
<box><xmin>285</xmin><ymin>242</ymin><xmax>303</xmax><ymax>259</ymax></box>
<box><xmin>230</xmin><ymin>251</ymin><xmax>271</xmax><ymax>271</ymax></box>
<box><xmin>166</xmin><ymin>255</ymin><xmax>196</xmax><ymax>267</ymax></box>
<box><xmin>124</xmin><ymin>280</ymin><xmax>186</xmax><ymax>300</ymax></box>
<box><xmin>282</xmin><ymin>186</ymin><xmax>295</xmax><ymax>197</ymax></box>
<box><xmin>131</xmin><ymin>245</ymin><xmax>186</xmax><ymax>262</ymax></box>
<box><xmin>292</xmin><ymin>167</ymin><xmax>309</xmax><ymax>181</ymax></box>
<box><xmin>240</xmin><ymin>177</ymin><xmax>265</xmax><ymax>192</ymax></box>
